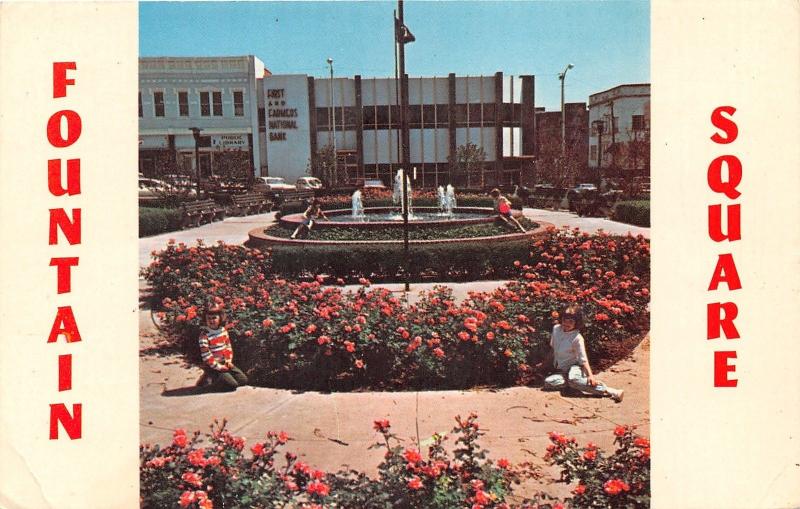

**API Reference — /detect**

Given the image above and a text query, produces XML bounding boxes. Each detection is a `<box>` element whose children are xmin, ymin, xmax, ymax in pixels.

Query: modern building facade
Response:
<box><xmin>588</xmin><ymin>84</ymin><xmax>650</xmax><ymax>177</ymax></box>
<box><xmin>138</xmin><ymin>56</ymin><xmax>266</xmax><ymax>177</ymax></box>
<box><xmin>262</xmin><ymin>72</ymin><xmax>538</xmax><ymax>188</ymax></box>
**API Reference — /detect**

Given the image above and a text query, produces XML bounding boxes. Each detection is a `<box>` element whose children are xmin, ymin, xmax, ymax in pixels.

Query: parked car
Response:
<box><xmin>362</xmin><ymin>179</ymin><xmax>388</xmax><ymax>190</ymax></box>
<box><xmin>296</xmin><ymin>176</ymin><xmax>323</xmax><ymax>190</ymax></box>
<box><xmin>571</xmin><ymin>183</ymin><xmax>598</xmax><ymax>193</ymax></box>
<box><xmin>139</xmin><ymin>177</ymin><xmax>196</xmax><ymax>203</ymax></box>
<box><xmin>255</xmin><ymin>176</ymin><xmax>295</xmax><ymax>191</ymax></box>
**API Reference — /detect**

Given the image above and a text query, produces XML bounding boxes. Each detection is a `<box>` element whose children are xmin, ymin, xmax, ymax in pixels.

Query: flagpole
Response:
<box><xmin>394</xmin><ymin>9</ymin><xmax>401</xmax><ymax>168</ymax></box>
<box><xmin>398</xmin><ymin>0</ymin><xmax>411</xmax><ymax>294</ymax></box>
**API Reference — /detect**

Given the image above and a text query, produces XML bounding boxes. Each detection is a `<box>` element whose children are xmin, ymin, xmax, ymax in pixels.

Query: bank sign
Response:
<box><xmin>263</xmin><ymin>75</ymin><xmax>311</xmax><ymax>182</ymax></box>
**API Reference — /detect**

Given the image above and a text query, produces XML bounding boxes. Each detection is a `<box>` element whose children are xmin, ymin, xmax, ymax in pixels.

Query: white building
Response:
<box><xmin>138</xmin><ymin>55</ymin><xmax>543</xmax><ymax>188</ymax></box>
<box><xmin>588</xmin><ymin>83</ymin><xmax>650</xmax><ymax>176</ymax></box>
<box><xmin>138</xmin><ymin>56</ymin><xmax>266</xmax><ymax>177</ymax></box>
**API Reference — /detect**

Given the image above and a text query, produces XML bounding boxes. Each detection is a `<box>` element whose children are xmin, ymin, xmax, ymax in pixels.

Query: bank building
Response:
<box><xmin>139</xmin><ymin>55</ymin><xmax>560</xmax><ymax>189</ymax></box>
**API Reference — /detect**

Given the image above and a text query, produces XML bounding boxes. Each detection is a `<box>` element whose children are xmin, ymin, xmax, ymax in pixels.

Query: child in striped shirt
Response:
<box><xmin>197</xmin><ymin>306</ymin><xmax>248</xmax><ymax>391</ymax></box>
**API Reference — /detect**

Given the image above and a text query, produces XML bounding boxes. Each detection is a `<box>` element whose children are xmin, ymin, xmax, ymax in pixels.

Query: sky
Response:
<box><xmin>140</xmin><ymin>1</ymin><xmax>650</xmax><ymax>111</ymax></box>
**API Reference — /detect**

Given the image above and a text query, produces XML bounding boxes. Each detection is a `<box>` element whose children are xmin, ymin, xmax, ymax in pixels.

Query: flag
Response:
<box><xmin>395</xmin><ymin>16</ymin><xmax>415</xmax><ymax>44</ymax></box>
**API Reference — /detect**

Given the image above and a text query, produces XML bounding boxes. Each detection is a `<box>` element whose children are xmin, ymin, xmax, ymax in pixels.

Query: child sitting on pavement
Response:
<box><xmin>290</xmin><ymin>198</ymin><xmax>329</xmax><ymax>239</ymax></box>
<box><xmin>197</xmin><ymin>306</ymin><xmax>248</xmax><ymax>392</ymax></box>
<box><xmin>538</xmin><ymin>305</ymin><xmax>624</xmax><ymax>402</ymax></box>
<box><xmin>489</xmin><ymin>188</ymin><xmax>526</xmax><ymax>232</ymax></box>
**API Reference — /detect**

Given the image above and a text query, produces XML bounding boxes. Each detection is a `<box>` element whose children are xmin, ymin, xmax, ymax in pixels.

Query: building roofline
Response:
<box><xmin>589</xmin><ymin>83</ymin><xmax>651</xmax><ymax>99</ymax></box>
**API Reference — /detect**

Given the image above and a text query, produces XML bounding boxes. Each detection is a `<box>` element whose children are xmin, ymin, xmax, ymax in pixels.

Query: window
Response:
<box><xmin>138</xmin><ymin>92</ymin><xmax>142</xmax><ymax>118</ymax></box>
<box><xmin>612</xmin><ymin>116</ymin><xmax>619</xmax><ymax>134</ymax></box>
<box><xmin>200</xmin><ymin>92</ymin><xmax>211</xmax><ymax>116</ymax></box>
<box><xmin>153</xmin><ymin>91</ymin><xmax>164</xmax><ymax>117</ymax></box>
<box><xmin>632</xmin><ymin>114</ymin><xmax>646</xmax><ymax>131</ymax></box>
<box><xmin>213</xmin><ymin>91</ymin><xmax>223</xmax><ymax>116</ymax></box>
<box><xmin>234</xmin><ymin>91</ymin><xmax>244</xmax><ymax>116</ymax></box>
<box><xmin>178</xmin><ymin>91</ymin><xmax>189</xmax><ymax>117</ymax></box>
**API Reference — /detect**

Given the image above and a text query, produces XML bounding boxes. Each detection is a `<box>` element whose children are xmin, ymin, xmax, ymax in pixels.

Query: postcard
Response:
<box><xmin>0</xmin><ymin>1</ymin><xmax>797</xmax><ymax>508</ymax></box>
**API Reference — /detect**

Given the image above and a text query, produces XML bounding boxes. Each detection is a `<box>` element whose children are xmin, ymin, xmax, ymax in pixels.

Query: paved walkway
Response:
<box><xmin>139</xmin><ymin>209</ymin><xmax>650</xmax><ymax>498</ymax></box>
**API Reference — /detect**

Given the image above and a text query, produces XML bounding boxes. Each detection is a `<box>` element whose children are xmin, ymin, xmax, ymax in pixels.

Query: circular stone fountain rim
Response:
<box><xmin>248</xmin><ymin>220</ymin><xmax>554</xmax><ymax>247</ymax></box>
<box><xmin>279</xmin><ymin>206</ymin><xmax>524</xmax><ymax>229</ymax></box>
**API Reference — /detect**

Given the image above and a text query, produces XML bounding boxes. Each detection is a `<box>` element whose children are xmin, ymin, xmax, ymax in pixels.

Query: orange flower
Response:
<box><xmin>407</xmin><ymin>476</ymin><xmax>423</xmax><ymax>490</ymax></box>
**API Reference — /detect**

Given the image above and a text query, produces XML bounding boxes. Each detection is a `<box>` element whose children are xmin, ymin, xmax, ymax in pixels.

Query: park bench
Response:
<box><xmin>229</xmin><ymin>192</ymin><xmax>273</xmax><ymax>216</ymax></box>
<box><xmin>273</xmin><ymin>189</ymin><xmax>315</xmax><ymax>205</ymax></box>
<box><xmin>180</xmin><ymin>199</ymin><xmax>226</xmax><ymax>228</ymax></box>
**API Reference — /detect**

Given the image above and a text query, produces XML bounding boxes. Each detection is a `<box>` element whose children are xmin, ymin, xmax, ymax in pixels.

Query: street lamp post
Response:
<box><xmin>558</xmin><ymin>63</ymin><xmax>574</xmax><ymax>158</ymax></box>
<box><xmin>190</xmin><ymin>127</ymin><xmax>203</xmax><ymax>199</ymax></box>
<box><xmin>327</xmin><ymin>58</ymin><xmax>336</xmax><ymax>152</ymax></box>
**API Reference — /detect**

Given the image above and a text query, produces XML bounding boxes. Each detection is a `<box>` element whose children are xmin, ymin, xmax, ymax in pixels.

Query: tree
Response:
<box><xmin>447</xmin><ymin>142</ymin><xmax>486</xmax><ymax>187</ymax></box>
<box><xmin>214</xmin><ymin>149</ymin><xmax>252</xmax><ymax>184</ymax></box>
<box><xmin>307</xmin><ymin>144</ymin><xmax>337</xmax><ymax>187</ymax></box>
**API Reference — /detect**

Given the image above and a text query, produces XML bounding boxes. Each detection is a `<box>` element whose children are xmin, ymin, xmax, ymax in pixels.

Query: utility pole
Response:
<box><xmin>396</xmin><ymin>0</ymin><xmax>414</xmax><ymax>293</ymax></box>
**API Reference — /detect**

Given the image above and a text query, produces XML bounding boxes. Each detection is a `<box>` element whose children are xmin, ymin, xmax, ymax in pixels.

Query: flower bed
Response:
<box><xmin>142</xmin><ymin>228</ymin><xmax>649</xmax><ymax>390</ymax></box>
<box><xmin>140</xmin><ymin>414</ymin><xmax>649</xmax><ymax>508</ymax></box>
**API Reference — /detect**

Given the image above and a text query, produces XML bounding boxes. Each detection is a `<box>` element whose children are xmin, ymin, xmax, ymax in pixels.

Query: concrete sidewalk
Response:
<box><xmin>139</xmin><ymin>208</ymin><xmax>650</xmax><ymax>497</ymax></box>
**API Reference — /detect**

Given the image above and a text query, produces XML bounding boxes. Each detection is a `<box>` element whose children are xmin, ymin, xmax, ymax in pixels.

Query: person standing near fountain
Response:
<box><xmin>290</xmin><ymin>198</ymin><xmax>329</xmax><ymax>239</ymax></box>
<box><xmin>490</xmin><ymin>189</ymin><xmax>525</xmax><ymax>232</ymax></box>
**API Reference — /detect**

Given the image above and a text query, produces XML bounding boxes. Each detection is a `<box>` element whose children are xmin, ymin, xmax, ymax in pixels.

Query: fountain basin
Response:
<box><xmin>248</xmin><ymin>217</ymin><xmax>553</xmax><ymax>248</ymax></box>
<box><xmin>278</xmin><ymin>206</ymin><xmax>524</xmax><ymax>230</ymax></box>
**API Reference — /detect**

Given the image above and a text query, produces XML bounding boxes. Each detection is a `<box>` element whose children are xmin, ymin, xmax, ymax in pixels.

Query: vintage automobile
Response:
<box><xmin>138</xmin><ymin>177</ymin><xmax>196</xmax><ymax>204</ymax></box>
<box><xmin>295</xmin><ymin>176</ymin><xmax>323</xmax><ymax>190</ymax></box>
<box><xmin>255</xmin><ymin>176</ymin><xmax>295</xmax><ymax>191</ymax></box>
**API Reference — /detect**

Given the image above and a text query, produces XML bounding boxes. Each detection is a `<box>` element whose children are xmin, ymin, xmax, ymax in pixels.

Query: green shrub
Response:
<box><xmin>267</xmin><ymin>238</ymin><xmax>533</xmax><ymax>282</ymax></box>
<box><xmin>140</xmin><ymin>207</ymin><xmax>182</xmax><ymax>237</ymax></box>
<box><xmin>612</xmin><ymin>200</ymin><xmax>650</xmax><ymax>227</ymax></box>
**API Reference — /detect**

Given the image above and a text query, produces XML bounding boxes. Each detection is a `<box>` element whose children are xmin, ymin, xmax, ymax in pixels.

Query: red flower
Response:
<box><xmin>474</xmin><ymin>489</ymin><xmax>491</xmax><ymax>504</ymax></box>
<box><xmin>496</xmin><ymin>458</ymin><xmax>510</xmax><ymax>469</ymax></box>
<box><xmin>373</xmin><ymin>419</ymin><xmax>391</xmax><ymax>433</ymax></box>
<box><xmin>433</xmin><ymin>347</ymin><xmax>445</xmax><ymax>358</ymax></box>
<box><xmin>173</xmin><ymin>429</ymin><xmax>188</xmax><ymax>448</ymax></box>
<box><xmin>344</xmin><ymin>341</ymin><xmax>356</xmax><ymax>352</ymax></box>
<box><xmin>188</xmin><ymin>448</ymin><xmax>207</xmax><ymax>467</ymax></box>
<box><xmin>251</xmin><ymin>442</ymin><xmax>265</xmax><ymax>456</ymax></box>
<box><xmin>407</xmin><ymin>476</ymin><xmax>423</xmax><ymax>490</ymax></box>
<box><xmin>277</xmin><ymin>431</ymin><xmax>290</xmax><ymax>444</ymax></box>
<box><xmin>403</xmin><ymin>449</ymin><xmax>422</xmax><ymax>464</ymax></box>
<box><xmin>603</xmin><ymin>478</ymin><xmax>630</xmax><ymax>495</ymax></box>
<box><xmin>306</xmin><ymin>480</ymin><xmax>330</xmax><ymax>497</ymax></box>
<box><xmin>634</xmin><ymin>437</ymin><xmax>650</xmax><ymax>448</ymax></box>
<box><xmin>179</xmin><ymin>490</ymin><xmax>195</xmax><ymax>507</ymax></box>
<box><xmin>614</xmin><ymin>425</ymin><xmax>627</xmax><ymax>437</ymax></box>
<box><xmin>354</xmin><ymin>359</ymin><xmax>365</xmax><ymax>369</ymax></box>
<box><xmin>261</xmin><ymin>318</ymin><xmax>274</xmax><ymax>328</ymax></box>
<box><xmin>574</xmin><ymin>483</ymin><xmax>586</xmax><ymax>495</ymax></box>
<box><xmin>181</xmin><ymin>471</ymin><xmax>203</xmax><ymax>487</ymax></box>
<box><xmin>583</xmin><ymin>449</ymin><xmax>597</xmax><ymax>461</ymax></box>
<box><xmin>485</xmin><ymin>331</ymin><xmax>495</xmax><ymax>341</ymax></box>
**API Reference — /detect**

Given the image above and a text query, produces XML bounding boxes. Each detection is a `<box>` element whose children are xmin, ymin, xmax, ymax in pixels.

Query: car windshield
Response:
<box><xmin>266</xmin><ymin>178</ymin><xmax>286</xmax><ymax>184</ymax></box>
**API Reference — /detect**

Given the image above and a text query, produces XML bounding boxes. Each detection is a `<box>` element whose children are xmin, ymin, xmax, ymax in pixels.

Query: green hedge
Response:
<box><xmin>268</xmin><ymin>239</ymin><xmax>532</xmax><ymax>282</ymax></box>
<box><xmin>612</xmin><ymin>200</ymin><xmax>650</xmax><ymax>227</ymax></box>
<box><xmin>139</xmin><ymin>207</ymin><xmax>182</xmax><ymax>237</ymax></box>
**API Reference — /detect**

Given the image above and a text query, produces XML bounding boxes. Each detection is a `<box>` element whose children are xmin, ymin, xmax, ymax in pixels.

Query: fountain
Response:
<box><xmin>445</xmin><ymin>184</ymin><xmax>456</xmax><ymax>217</ymax></box>
<box><xmin>351</xmin><ymin>189</ymin><xmax>365</xmax><ymax>219</ymax></box>
<box><xmin>391</xmin><ymin>168</ymin><xmax>414</xmax><ymax>220</ymax></box>
<box><xmin>437</xmin><ymin>185</ymin><xmax>457</xmax><ymax>217</ymax></box>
